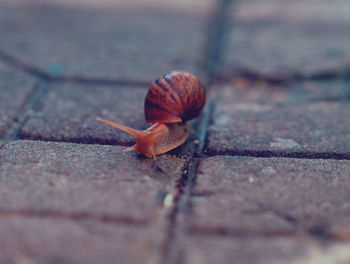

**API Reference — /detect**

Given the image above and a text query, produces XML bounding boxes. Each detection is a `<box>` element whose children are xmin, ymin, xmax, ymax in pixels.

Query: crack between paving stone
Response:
<box><xmin>13</xmin><ymin>137</ymin><xmax>350</xmax><ymax>162</ymax></box>
<box><xmin>47</xmin><ymin>74</ymin><xmax>149</xmax><ymax>87</ymax></box>
<box><xmin>189</xmin><ymin>225</ymin><xmax>297</xmax><ymax>238</ymax></box>
<box><xmin>255</xmin><ymin>206</ymin><xmax>349</xmax><ymax>242</ymax></box>
<box><xmin>188</xmin><ymin>224</ymin><xmax>350</xmax><ymax>242</ymax></box>
<box><xmin>1</xmin><ymin>79</ymin><xmax>36</xmax><ymax>140</ymax></box>
<box><xmin>255</xmin><ymin>206</ymin><xmax>350</xmax><ymax>244</ymax></box>
<box><xmin>160</xmin><ymin>157</ymin><xmax>205</xmax><ymax>264</ymax></box>
<box><xmin>213</xmin><ymin>64</ymin><xmax>350</xmax><ymax>86</ymax></box>
<box><xmin>158</xmin><ymin>98</ymin><xmax>216</xmax><ymax>264</ymax></box>
<box><xmin>203</xmin><ymin>149</ymin><xmax>350</xmax><ymax>160</ymax></box>
<box><xmin>5</xmin><ymin>82</ymin><xmax>49</xmax><ymax>140</ymax></box>
<box><xmin>256</xmin><ymin>205</ymin><xmax>299</xmax><ymax>227</ymax></box>
<box><xmin>16</xmin><ymin>134</ymin><xmax>132</xmax><ymax>147</ymax></box>
<box><xmin>0</xmin><ymin>48</ymin><xmax>149</xmax><ymax>87</ymax></box>
<box><xmin>188</xmin><ymin>205</ymin><xmax>350</xmax><ymax>242</ymax></box>
<box><xmin>159</xmin><ymin>159</ymin><xmax>192</xmax><ymax>264</ymax></box>
<box><xmin>193</xmin><ymin>99</ymin><xmax>216</xmax><ymax>158</ymax></box>
<box><xmin>0</xmin><ymin>141</ymin><xmax>9</xmax><ymax>151</ymax></box>
<box><xmin>201</xmin><ymin>0</ymin><xmax>234</xmax><ymax>82</ymax></box>
<box><xmin>0</xmin><ymin>49</ymin><xmax>52</xmax><ymax>81</ymax></box>
<box><xmin>0</xmin><ymin>208</ymin><xmax>147</xmax><ymax>226</ymax></box>
<box><xmin>159</xmin><ymin>81</ymin><xmax>221</xmax><ymax>264</ymax></box>
<box><xmin>159</xmin><ymin>97</ymin><xmax>217</xmax><ymax>264</ymax></box>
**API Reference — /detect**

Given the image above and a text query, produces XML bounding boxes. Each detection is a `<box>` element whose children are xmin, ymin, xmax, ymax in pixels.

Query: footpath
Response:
<box><xmin>0</xmin><ymin>0</ymin><xmax>350</xmax><ymax>263</ymax></box>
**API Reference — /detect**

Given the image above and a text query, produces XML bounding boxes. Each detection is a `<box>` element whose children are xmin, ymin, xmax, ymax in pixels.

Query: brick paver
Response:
<box><xmin>206</xmin><ymin>81</ymin><xmax>350</xmax><ymax>157</ymax></box>
<box><xmin>223</xmin><ymin>0</ymin><xmax>350</xmax><ymax>76</ymax></box>
<box><xmin>0</xmin><ymin>1</ymin><xmax>210</xmax><ymax>81</ymax></box>
<box><xmin>19</xmin><ymin>83</ymin><xmax>148</xmax><ymax>145</ymax></box>
<box><xmin>164</xmin><ymin>156</ymin><xmax>350</xmax><ymax>263</ymax></box>
<box><xmin>193</xmin><ymin>156</ymin><xmax>350</xmax><ymax>230</ymax></box>
<box><xmin>0</xmin><ymin>140</ymin><xmax>184</xmax><ymax>219</ymax></box>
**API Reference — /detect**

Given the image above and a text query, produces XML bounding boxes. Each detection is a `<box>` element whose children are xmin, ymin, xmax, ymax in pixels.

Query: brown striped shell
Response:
<box><xmin>144</xmin><ymin>71</ymin><xmax>206</xmax><ymax>124</ymax></box>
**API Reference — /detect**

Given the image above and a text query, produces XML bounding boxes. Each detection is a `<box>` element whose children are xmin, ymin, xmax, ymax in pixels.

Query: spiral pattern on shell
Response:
<box><xmin>144</xmin><ymin>71</ymin><xmax>206</xmax><ymax>124</ymax></box>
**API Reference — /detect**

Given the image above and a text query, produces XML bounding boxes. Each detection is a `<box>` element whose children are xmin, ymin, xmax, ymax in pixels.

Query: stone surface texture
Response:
<box><xmin>193</xmin><ymin>156</ymin><xmax>350</xmax><ymax>230</ymax></box>
<box><xmin>0</xmin><ymin>0</ymin><xmax>210</xmax><ymax>81</ymax></box>
<box><xmin>0</xmin><ymin>63</ymin><xmax>35</xmax><ymax>138</ymax></box>
<box><xmin>224</xmin><ymin>0</ymin><xmax>350</xmax><ymax>76</ymax></box>
<box><xmin>206</xmin><ymin>81</ymin><xmax>350</xmax><ymax>157</ymax></box>
<box><xmin>19</xmin><ymin>84</ymin><xmax>148</xmax><ymax>145</ymax></box>
<box><xmin>0</xmin><ymin>140</ymin><xmax>185</xmax><ymax>219</ymax></box>
<box><xmin>0</xmin><ymin>0</ymin><xmax>350</xmax><ymax>263</ymax></box>
<box><xmin>0</xmin><ymin>217</ymin><xmax>154</xmax><ymax>264</ymax></box>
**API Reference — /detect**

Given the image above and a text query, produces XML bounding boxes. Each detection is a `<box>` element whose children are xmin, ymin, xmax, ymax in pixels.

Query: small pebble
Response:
<box><xmin>163</xmin><ymin>193</ymin><xmax>174</xmax><ymax>208</ymax></box>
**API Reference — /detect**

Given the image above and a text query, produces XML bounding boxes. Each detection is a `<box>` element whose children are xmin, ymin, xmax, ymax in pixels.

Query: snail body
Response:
<box><xmin>96</xmin><ymin>71</ymin><xmax>205</xmax><ymax>159</ymax></box>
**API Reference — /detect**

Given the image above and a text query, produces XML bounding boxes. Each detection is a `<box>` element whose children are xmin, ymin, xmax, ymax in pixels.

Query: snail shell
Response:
<box><xmin>95</xmin><ymin>71</ymin><xmax>205</xmax><ymax>158</ymax></box>
<box><xmin>144</xmin><ymin>71</ymin><xmax>206</xmax><ymax>124</ymax></box>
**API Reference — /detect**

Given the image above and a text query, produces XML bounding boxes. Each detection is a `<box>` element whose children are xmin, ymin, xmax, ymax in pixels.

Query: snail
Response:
<box><xmin>95</xmin><ymin>71</ymin><xmax>206</xmax><ymax>159</ymax></box>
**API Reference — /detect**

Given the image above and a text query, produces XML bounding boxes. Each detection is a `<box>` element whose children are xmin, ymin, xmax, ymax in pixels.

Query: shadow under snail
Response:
<box><xmin>95</xmin><ymin>71</ymin><xmax>206</xmax><ymax>159</ymax></box>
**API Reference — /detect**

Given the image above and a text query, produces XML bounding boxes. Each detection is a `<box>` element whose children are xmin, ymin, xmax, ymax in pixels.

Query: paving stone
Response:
<box><xmin>192</xmin><ymin>156</ymin><xmax>350</xmax><ymax>232</ymax></box>
<box><xmin>19</xmin><ymin>83</ymin><xmax>148</xmax><ymax>145</ymax></box>
<box><xmin>206</xmin><ymin>81</ymin><xmax>350</xmax><ymax>156</ymax></box>
<box><xmin>0</xmin><ymin>217</ymin><xmax>154</xmax><ymax>264</ymax></box>
<box><xmin>224</xmin><ymin>0</ymin><xmax>350</xmax><ymax>76</ymax></box>
<box><xmin>0</xmin><ymin>140</ymin><xmax>185</xmax><ymax>219</ymax></box>
<box><xmin>0</xmin><ymin>1</ymin><xmax>211</xmax><ymax>81</ymax></box>
<box><xmin>169</xmin><ymin>155</ymin><xmax>350</xmax><ymax>264</ymax></box>
<box><xmin>0</xmin><ymin>64</ymin><xmax>35</xmax><ymax>138</ymax></box>
<box><xmin>179</xmin><ymin>234</ymin><xmax>350</xmax><ymax>264</ymax></box>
